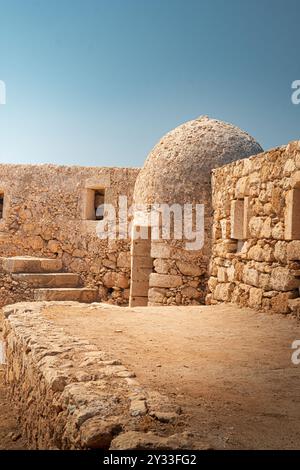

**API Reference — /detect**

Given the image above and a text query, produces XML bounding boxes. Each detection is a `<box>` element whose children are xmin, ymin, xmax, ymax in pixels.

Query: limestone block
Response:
<box><xmin>129</xmin><ymin>296</ymin><xmax>148</xmax><ymax>307</ymax></box>
<box><xmin>2</xmin><ymin>256</ymin><xmax>62</xmax><ymax>273</ymax></box>
<box><xmin>235</xmin><ymin>177</ymin><xmax>250</xmax><ymax>198</ymax></box>
<box><xmin>207</xmin><ymin>277</ymin><xmax>218</xmax><ymax>293</ymax></box>
<box><xmin>287</xmin><ymin>240</ymin><xmax>300</xmax><ymax>260</ymax></box>
<box><xmin>217</xmin><ymin>267</ymin><xmax>228</xmax><ymax>283</ymax></box>
<box><xmin>103</xmin><ymin>272</ymin><xmax>129</xmax><ymax>289</ymax></box>
<box><xmin>176</xmin><ymin>260</ymin><xmax>203</xmax><ymax>276</ymax></box>
<box><xmin>249</xmin><ymin>288</ymin><xmax>263</xmax><ymax>309</ymax></box>
<box><xmin>274</xmin><ymin>241</ymin><xmax>288</xmax><ymax>263</ymax></box>
<box><xmin>149</xmin><ymin>273</ymin><xmax>182</xmax><ymax>288</ymax></box>
<box><xmin>151</xmin><ymin>242</ymin><xmax>171</xmax><ymax>259</ymax></box>
<box><xmin>260</xmin><ymin>217</ymin><xmax>272</xmax><ymax>239</ymax></box>
<box><xmin>12</xmin><ymin>272</ymin><xmax>79</xmax><ymax>288</ymax></box>
<box><xmin>283</xmin><ymin>159</ymin><xmax>296</xmax><ymax>176</ymax></box>
<box><xmin>213</xmin><ymin>283</ymin><xmax>234</xmax><ymax>302</ymax></box>
<box><xmin>288</xmin><ymin>298</ymin><xmax>300</xmax><ymax>315</ymax></box>
<box><xmin>80</xmin><ymin>418</ymin><xmax>121</xmax><ymax>449</ymax></box>
<box><xmin>271</xmin><ymin>187</ymin><xmax>284</xmax><ymax>215</ymax></box>
<box><xmin>248</xmin><ymin>217</ymin><xmax>264</xmax><ymax>238</ymax></box>
<box><xmin>259</xmin><ymin>273</ymin><xmax>271</xmax><ymax>290</ymax></box>
<box><xmin>117</xmin><ymin>252</ymin><xmax>131</xmax><ymax>268</ymax></box>
<box><xmin>272</xmin><ymin>222</ymin><xmax>284</xmax><ymax>240</ymax></box>
<box><xmin>234</xmin><ymin>261</ymin><xmax>244</xmax><ymax>281</ymax></box>
<box><xmin>131</xmin><ymin>238</ymin><xmax>151</xmax><ymax>256</ymax></box>
<box><xmin>290</xmin><ymin>170</ymin><xmax>300</xmax><ymax>189</ymax></box>
<box><xmin>81</xmin><ymin>188</ymin><xmax>96</xmax><ymax>220</ymax></box>
<box><xmin>227</xmin><ymin>265</ymin><xmax>235</xmax><ymax>282</ymax></box>
<box><xmin>247</xmin><ymin>245</ymin><xmax>264</xmax><ymax>262</ymax></box>
<box><xmin>270</xmin><ymin>291</ymin><xmax>297</xmax><ymax>314</ymax></box>
<box><xmin>148</xmin><ymin>288</ymin><xmax>166</xmax><ymax>303</ymax></box>
<box><xmin>131</xmin><ymin>267</ymin><xmax>152</xmax><ymax>283</ymax></box>
<box><xmin>270</xmin><ymin>267</ymin><xmax>300</xmax><ymax>291</ymax></box>
<box><xmin>242</xmin><ymin>267</ymin><xmax>259</xmax><ymax>287</ymax></box>
<box><xmin>153</xmin><ymin>259</ymin><xmax>171</xmax><ymax>274</ymax></box>
<box><xmin>243</xmin><ymin>197</ymin><xmax>252</xmax><ymax>239</ymax></box>
<box><xmin>180</xmin><ymin>286</ymin><xmax>201</xmax><ymax>300</ymax></box>
<box><xmin>214</xmin><ymin>240</ymin><xmax>238</xmax><ymax>257</ymax></box>
<box><xmin>247</xmin><ymin>243</ymin><xmax>273</xmax><ymax>262</ymax></box>
<box><xmin>220</xmin><ymin>219</ymin><xmax>231</xmax><ymax>239</ymax></box>
<box><xmin>130</xmin><ymin>281</ymin><xmax>150</xmax><ymax>297</ymax></box>
<box><xmin>84</xmin><ymin>174</ymin><xmax>111</xmax><ymax>189</ymax></box>
<box><xmin>131</xmin><ymin>255</ymin><xmax>153</xmax><ymax>269</ymax></box>
<box><xmin>212</xmin><ymin>221</ymin><xmax>222</xmax><ymax>240</ymax></box>
<box><xmin>48</xmin><ymin>239</ymin><xmax>61</xmax><ymax>253</ymax></box>
<box><xmin>110</xmin><ymin>431</ymin><xmax>195</xmax><ymax>451</ymax></box>
<box><xmin>34</xmin><ymin>288</ymin><xmax>98</xmax><ymax>303</ymax></box>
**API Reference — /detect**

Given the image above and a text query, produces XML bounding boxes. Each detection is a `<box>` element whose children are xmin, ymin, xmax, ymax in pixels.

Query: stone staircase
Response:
<box><xmin>1</xmin><ymin>256</ymin><xmax>98</xmax><ymax>303</ymax></box>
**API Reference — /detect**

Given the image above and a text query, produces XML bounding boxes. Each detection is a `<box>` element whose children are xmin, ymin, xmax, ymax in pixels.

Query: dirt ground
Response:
<box><xmin>44</xmin><ymin>303</ymin><xmax>300</xmax><ymax>450</ymax></box>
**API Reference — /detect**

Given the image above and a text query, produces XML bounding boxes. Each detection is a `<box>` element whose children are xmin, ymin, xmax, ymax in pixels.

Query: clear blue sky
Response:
<box><xmin>0</xmin><ymin>0</ymin><xmax>299</xmax><ymax>167</ymax></box>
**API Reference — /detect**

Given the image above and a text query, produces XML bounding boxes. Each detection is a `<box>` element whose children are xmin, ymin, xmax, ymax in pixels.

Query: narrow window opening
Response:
<box><xmin>231</xmin><ymin>199</ymin><xmax>245</xmax><ymax>241</ymax></box>
<box><xmin>94</xmin><ymin>189</ymin><xmax>105</xmax><ymax>221</ymax></box>
<box><xmin>0</xmin><ymin>194</ymin><xmax>4</xmax><ymax>219</ymax></box>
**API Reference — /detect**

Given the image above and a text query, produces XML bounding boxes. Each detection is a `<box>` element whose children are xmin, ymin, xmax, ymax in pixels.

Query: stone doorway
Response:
<box><xmin>129</xmin><ymin>226</ymin><xmax>153</xmax><ymax>307</ymax></box>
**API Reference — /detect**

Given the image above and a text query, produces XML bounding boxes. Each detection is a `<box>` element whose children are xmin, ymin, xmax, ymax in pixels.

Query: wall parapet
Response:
<box><xmin>3</xmin><ymin>301</ymin><xmax>190</xmax><ymax>450</ymax></box>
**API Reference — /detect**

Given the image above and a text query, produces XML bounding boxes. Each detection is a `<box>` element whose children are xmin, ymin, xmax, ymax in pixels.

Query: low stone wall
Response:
<box><xmin>3</xmin><ymin>302</ymin><xmax>193</xmax><ymax>450</ymax></box>
<box><xmin>207</xmin><ymin>141</ymin><xmax>300</xmax><ymax>316</ymax></box>
<box><xmin>148</xmin><ymin>241</ymin><xmax>208</xmax><ymax>306</ymax></box>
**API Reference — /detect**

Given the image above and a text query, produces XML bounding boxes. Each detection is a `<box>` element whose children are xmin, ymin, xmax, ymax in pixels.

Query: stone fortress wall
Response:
<box><xmin>207</xmin><ymin>141</ymin><xmax>300</xmax><ymax>316</ymax></box>
<box><xmin>0</xmin><ymin>164</ymin><xmax>139</xmax><ymax>307</ymax></box>
<box><xmin>1</xmin><ymin>118</ymin><xmax>299</xmax><ymax>314</ymax></box>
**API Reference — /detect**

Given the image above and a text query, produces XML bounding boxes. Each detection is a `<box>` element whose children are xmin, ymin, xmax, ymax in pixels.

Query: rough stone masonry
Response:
<box><xmin>207</xmin><ymin>141</ymin><xmax>300</xmax><ymax>316</ymax></box>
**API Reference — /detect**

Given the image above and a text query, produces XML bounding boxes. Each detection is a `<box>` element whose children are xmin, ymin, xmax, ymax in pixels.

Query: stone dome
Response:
<box><xmin>134</xmin><ymin>116</ymin><xmax>263</xmax><ymax>205</ymax></box>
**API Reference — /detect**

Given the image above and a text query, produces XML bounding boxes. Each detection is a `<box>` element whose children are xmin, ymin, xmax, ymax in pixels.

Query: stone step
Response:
<box><xmin>34</xmin><ymin>288</ymin><xmax>98</xmax><ymax>303</ymax></box>
<box><xmin>12</xmin><ymin>273</ymin><xmax>80</xmax><ymax>288</ymax></box>
<box><xmin>2</xmin><ymin>256</ymin><xmax>62</xmax><ymax>273</ymax></box>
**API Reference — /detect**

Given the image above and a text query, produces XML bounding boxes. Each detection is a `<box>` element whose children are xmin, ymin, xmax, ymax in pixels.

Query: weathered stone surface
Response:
<box><xmin>180</xmin><ymin>286</ymin><xmax>201</xmax><ymax>300</ymax></box>
<box><xmin>148</xmin><ymin>288</ymin><xmax>166</xmax><ymax>303</ymax></box>
<box><xmin>0</xmin><ymin>165</ymin><xmax>138</xmax><ymax>308</ymax></box>
<box><xmin>34</xmin><ymin>288</ymin><xmax>98</xmax><ymax>303</ymax></box>
<box><xmin>208</xmin><ymin>142</ymin><xmax>300</xmax><ymax>314</ymax></box>
<box><xmin>150</xmin><ymin>243</ymin><xmax>171</xmax><ymax>259</ymax></box>
<box><xmin>117</xmin><ymin>252</ymin><xmax>131</xmax><ymax>268</ymax></box>
<box><xmin>12</xmin><ymin>273</ymin><xmax>79</xmax><ymax>288</ymax></box>
<box><xmin>2</xmin><ymin>256</ymin><xmax>62</xmax><ymax>274</ymax></box>
<box><xmin>242</xmin><ymin>268</ymin><xmax>259</xmax><ymax>287</ymax></box>
<box><xmin>270</xmin><ymin>267</ymin><xmax>300</xmax><ymax>292</ymax></box>
<box><xmin>153</xmin><ymin>259</ymin><xmax>171</xmax><ymax>274</ymax></box>
<box><xmin>213</xmin><ymin>283</ymin><xmax>234</xmax><ymax>302</ymax></box>
<box><xmin>176</xmin><ymin>261</ymin><xmax>203</xmax><ymax>277</ymax></box>
<box><xmin>110</xmin><ymin>431</ymin><xmax>195</xmax><ymax>450</ymax></box>
<box><xmin>249</xmin><ymin>288</ymin><xmax>263</xmax><ymax>309</ymax></box>
<box><xmin>287</xmin><ymin>241</ymin><xmax>300</xmax><ymax>260</ymax></box>
<box><xmin>149</xmin><ymin>274</ymin><xmax>182</xmax><ymax>289</ymax></box>
<box><xmin>3</xmin><ymin>302</ymin><xmax>184</xmax><ymax>450</ymax></box>
<box><xmin>80</xmin><ymin>418</ymin><xmax>122</xmax><ymax>449</ymax></box>
<box><xmin>103</xmin><ymin>272</ymin><xmax>129</xmax><ymax>289</ymax></box>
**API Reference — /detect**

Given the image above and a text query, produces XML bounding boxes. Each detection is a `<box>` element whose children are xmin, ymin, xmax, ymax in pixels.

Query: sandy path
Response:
<box><xmin>44</xmin><ymin>303</ymin><xmax>300</xmax><ymax>450</ymax></box>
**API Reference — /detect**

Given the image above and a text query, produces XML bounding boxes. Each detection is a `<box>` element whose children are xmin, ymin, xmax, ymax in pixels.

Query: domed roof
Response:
<box><xmin>134</xmin><ymin>116</ymin><xmax>263</xmax><ymax>205</ymax></box>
